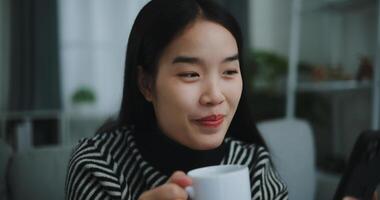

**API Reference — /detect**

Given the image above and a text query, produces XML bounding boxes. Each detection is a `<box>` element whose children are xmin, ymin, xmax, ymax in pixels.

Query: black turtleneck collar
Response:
<box><xmin>133</xmin><ymin>127</ymin><xmax>227</xmax><ymax>176</ymax></box>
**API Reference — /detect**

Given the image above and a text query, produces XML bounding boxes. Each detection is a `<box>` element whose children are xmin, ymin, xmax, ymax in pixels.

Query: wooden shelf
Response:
<box><xmin>0</xmin><ymin>110</ymin><xmax>114</xmax><ymax>149</ymax></box>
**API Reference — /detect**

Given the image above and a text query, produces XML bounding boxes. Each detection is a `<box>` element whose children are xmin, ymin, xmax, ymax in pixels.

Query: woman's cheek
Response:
<box><xmin>176</xmin><ymin>84</ymin><xmax>200</xmax><ymax>105</ymax></box>
<box><xmin>224</xmin><ymin>80</ymin><xmax>242</xmax><ymax>103</ymax></box>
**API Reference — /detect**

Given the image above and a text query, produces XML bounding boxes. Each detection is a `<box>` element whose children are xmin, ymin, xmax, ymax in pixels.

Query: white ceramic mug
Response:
<box><xmin>185</xmin><ymin>165</ymin><xmax>251</xmax><ymax>200</ymax></box>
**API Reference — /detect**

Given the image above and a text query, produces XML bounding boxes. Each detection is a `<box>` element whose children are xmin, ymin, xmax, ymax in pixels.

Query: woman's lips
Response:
<box><xmin>195</xmin><ymin>114</ymin><xmax>224</xmax><ymax>128</ymax></box>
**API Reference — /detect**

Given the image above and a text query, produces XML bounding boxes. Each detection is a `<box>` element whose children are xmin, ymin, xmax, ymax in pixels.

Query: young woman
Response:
<box><xmin>65</xmin><ymin>0</ymin><xmax>288</xmax><ymax>199</ymax></box>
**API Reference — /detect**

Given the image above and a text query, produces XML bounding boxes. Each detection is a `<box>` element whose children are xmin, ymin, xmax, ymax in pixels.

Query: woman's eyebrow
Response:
<box><xmin>223</xmin><ymin>54</ymin><xmax>239</xmax><ymax>63</ymax></box>
<box><xmin>172</xmin><ymin>56</ymin><xmax>200</xmax><ymax>64</ymax></box>
<box><xmin>172</xmin><ymin>53</ymin><xmax>239</xmax><ymax>65</ymax></box>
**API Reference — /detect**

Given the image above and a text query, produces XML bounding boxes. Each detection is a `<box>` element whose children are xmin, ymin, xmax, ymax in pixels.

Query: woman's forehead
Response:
<box><xmin>160</xmin><ymin>19</ymin><xmax>239</xmax><ymax>62</ymax></box>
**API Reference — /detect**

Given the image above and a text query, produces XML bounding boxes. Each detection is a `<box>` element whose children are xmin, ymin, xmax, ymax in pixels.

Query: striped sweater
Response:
<box><xmin>65</xmin><ymin>126</ymin><xmax>288</xmax><ymax>200</ymax></box>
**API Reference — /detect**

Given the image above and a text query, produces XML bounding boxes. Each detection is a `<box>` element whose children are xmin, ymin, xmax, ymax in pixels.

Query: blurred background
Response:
<box><xmin>0</xmin><ymin>0</ymin><xmax>379</xmax><ymax>199</ymax></box>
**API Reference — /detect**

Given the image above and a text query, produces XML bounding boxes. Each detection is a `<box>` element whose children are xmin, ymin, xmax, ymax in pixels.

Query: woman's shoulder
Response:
<box><xmin>66</xmin><ymin>126</ymin><xmax>135</xmax><ymax>199</ymax></box>
<box><xmin>224</xmin><ymin>138</ymin><xmax>288</xmax><ymax>199</ymax></box>
<box><xmin>225</xmin><ymin>137</ymin><xmax>268</xmax><ymax>154</ymax></box>
<box><xmin>69</xmin><ymin>126</ymin><xmax>134</xmax><ymax>161</ymax></box>
<box><xmin>223</xmin><ymin>137</ymin><xmax>270</xmax><ymax>166</ymax></box>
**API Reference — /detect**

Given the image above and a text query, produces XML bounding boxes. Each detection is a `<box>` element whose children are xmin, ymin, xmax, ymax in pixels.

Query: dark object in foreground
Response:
<box><xmin>334</xmin><ymin>130</ymin><xmax>380</xmax><ymax>200</ymax></box>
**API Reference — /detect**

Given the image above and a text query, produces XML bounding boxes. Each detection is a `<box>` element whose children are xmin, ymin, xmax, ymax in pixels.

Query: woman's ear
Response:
<box><xmin>137</xmin><ymin>66</ymin><xmax>153</xmax><ymax>102</ymax></box>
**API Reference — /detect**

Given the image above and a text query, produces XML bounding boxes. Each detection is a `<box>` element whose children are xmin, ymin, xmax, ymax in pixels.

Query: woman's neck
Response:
<box><xmin>133</xmin><ymin>127</ymin><xmax>226</xmax><ymax>176</ymax></box>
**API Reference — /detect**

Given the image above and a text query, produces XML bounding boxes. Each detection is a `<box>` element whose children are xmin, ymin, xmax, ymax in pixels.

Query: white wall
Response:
<box><xmin>249</xmin><ymin>0</ymin><xmax>333</xmax><ymax>63</ymax></box>
<box><xmin>249</xmin><ymin>0</ymin><xmax>292</xmax><ymax>57</ymax></box>
<box><xmin>58</xmin><ymin>0</ymin><xmax>149</xmax><ymax>115</ymax></box>
<box><xmin>299</xmin><ymin>12</ymin><xmax>332</xmax><ymax>66</ymax></box>
<box><xmin>0</xmin><ymin>0</ymin><xmax>10</xmax><ymax>113</ymax></box>
<box><xmin>342</xmin><ymin>6</ymin><xmax>377</xmax><ymax>74</ymax></box>
<box><xmin>249</xmin><ymin>0</ymin><xmax>377</xmax><ymax>75</ymax></box>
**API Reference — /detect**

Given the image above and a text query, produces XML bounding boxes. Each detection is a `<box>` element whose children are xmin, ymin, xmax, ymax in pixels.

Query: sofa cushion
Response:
<box><xmin>8</xmin><ymin>145</ymin><xmax>73</xmax><ymax>200</ymax></box>
<box><xmin>258</xmin><ymin>118</ymin><xmax>316</xmax><ymax>200</ymax></box>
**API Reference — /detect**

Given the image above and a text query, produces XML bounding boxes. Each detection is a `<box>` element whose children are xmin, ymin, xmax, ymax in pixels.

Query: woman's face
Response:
<box><xmin>140</xmin><ymin>19</ymin><xmax>242</xmax><ymax>150</ymax></box>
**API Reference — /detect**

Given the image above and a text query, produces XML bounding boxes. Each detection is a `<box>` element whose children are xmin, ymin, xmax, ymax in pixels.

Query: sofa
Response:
<box><xmin>0</xmin><ymin>119</ymin><xmax>341</xmax><ymax>200</ymax></box>
<box><xmin>0</xmin><ymin>140</ymin><xmax>73</xmax><ymax>200</ymax></box>
<box><xmin>258</xmin><ymin>118</ymin><xmax>341</xmax><ymax>200</ymax></box>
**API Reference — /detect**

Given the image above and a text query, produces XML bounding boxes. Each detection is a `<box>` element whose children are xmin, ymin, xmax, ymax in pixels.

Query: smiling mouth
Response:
<box><xmin>195</xmin><ymin>114</ymin><xmax>224</xmax><ymax>128</ymax></box>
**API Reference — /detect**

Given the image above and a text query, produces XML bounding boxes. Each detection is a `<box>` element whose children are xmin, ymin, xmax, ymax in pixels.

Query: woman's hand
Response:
<box><xmin>343</xmin><ymin>197</ymin><xmax>359</xmax><ymax>200</ymax></box>
<box><xmin>138</xmin><ymin>171</ymin><xmax>192</xmax><ymax>200</ymax></box>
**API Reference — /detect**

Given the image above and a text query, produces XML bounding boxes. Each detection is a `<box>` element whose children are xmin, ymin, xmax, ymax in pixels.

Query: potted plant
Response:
<box><xmin>246</xmin><ymin>50</ymin><xmax>288</xmax><ymax>92</ymax></box>
<box><xmin>71</xmin><ymin>87</ymin><xmax>96</xmax><ymax>114</ymax></box>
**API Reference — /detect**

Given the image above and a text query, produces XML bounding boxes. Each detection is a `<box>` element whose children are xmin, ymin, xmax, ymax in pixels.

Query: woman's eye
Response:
<box><xmin>223</xmin><ymin>70</ymin><xmax>239</xmax><ymax>76</ymax></box>
<box><xmin>178</xmin><ymin>72</ymin><xmax>199</xmax><ymax>79</ymax></box>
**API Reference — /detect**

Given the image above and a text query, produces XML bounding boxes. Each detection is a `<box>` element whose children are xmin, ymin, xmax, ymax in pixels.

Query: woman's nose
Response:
<box><xmin>199</xmin><ymin>81</ymin><xmax>225</xmax><ymax>106</ymax></box>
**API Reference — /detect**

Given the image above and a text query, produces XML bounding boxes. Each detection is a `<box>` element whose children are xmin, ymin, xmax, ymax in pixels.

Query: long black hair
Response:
<box><xmin>107</xmin><ymin>0</ymin><xmax>267</xmax><ymax>148</ymax></box>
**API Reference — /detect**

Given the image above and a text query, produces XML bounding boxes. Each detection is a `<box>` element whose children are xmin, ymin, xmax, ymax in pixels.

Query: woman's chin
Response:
<box><xmin>188</xmin><ymin>134</ymin><xmax>225</xmax><ymax>150</ymax></box>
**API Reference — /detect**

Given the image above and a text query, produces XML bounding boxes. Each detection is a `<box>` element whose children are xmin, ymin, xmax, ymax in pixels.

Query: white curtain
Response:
<box><xmin>59</xmin><ymin>0</ymin><xmax>149</xmax><ymax>115</ymax></box>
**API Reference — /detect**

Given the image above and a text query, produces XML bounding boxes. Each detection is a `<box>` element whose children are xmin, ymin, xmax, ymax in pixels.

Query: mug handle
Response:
<box><xmin>185</xmin><ymin>186</ymin><xmax>195</xmax><ymax>199</ymax></box>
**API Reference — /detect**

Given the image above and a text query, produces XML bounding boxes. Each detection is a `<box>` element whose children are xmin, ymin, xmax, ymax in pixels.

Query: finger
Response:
<box><xmin>343</xmin><ymin>197</ymin><xmax>359</xmax><ymax>200</ymax></box>
<box><xmin>167</xmin><ymin>171</ymin><xmax>192</xmax><ymax>188</ymax></box>
<box><xmin>144</xmin><ymin>183</ymin><xmax>188</xmax><ymax>200</ymax></box>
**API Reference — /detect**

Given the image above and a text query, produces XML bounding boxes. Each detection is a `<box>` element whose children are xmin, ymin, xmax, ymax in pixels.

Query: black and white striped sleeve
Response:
<box><xmin>250</xmin><ymin>146</ymin><xmax>288</xmax><ymax>200</ymax></box>
<box><xmin>65</xmin><ymin>138</ymin><xmax>122</xmax><ymax>200</ymax></box>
